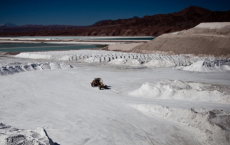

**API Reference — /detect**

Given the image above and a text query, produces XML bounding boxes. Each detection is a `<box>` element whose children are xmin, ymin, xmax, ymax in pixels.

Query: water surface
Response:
<box><xmin>0</xmin><ymin>36</ymin><xmax>155</xmax><ymax>41</ymax></box>
<box><xmin>0</xmin><ymin>43</ymin><xmax>103</xmax><ymax>52</ymax></box>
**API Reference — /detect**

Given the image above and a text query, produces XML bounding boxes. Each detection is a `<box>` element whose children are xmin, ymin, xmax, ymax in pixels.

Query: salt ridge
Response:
<box><xmin>0</xmin><ymin>62</ymin><xmax>73</xmax><ymax>76</ymax></box>
<box><xmin>15</xmin><ymin>50</ymin><xmax>230</xmax><ymax>71</ymax></box>
<box><xmin>15</xmin><ymin>50</ymin><xmax>205</xmax><ymax>66</ymax></box>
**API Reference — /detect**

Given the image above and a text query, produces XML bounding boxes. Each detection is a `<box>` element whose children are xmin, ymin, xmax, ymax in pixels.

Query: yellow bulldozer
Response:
<box><xmin>91</xmin><ymin>78</ymin><xmax>107</xmax><ymax>90</ymax></box>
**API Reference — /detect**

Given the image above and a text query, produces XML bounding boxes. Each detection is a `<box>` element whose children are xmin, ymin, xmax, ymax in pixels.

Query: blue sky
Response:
<box><xmin>0</xmin><ymin>0</ymin><xmax>230</xmax><ymax>26</ymax></box>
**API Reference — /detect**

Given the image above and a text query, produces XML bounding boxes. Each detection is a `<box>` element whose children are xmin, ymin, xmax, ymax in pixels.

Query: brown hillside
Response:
<box><xmin>130</xmin><ymin>23</ymin><xmax>230</xmax><ymax>56</ymax></box>
<box><xmin>0</xmin><ymin>6</ymin><xmax>230</xmax><ymax>37</ymax></box>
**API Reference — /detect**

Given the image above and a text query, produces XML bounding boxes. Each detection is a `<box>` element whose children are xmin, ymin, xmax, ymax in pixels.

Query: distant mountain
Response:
<box><xmin>92</xmin><ymin>16</ymin><xmax>139</xmax><ymax>26</ymax></box>
<box><xmin>0</xmin><ymin>6</ymin><xmax>230</xmax><ymax>36</ymax></box>
<box><xmin>0</xmin><ymin>23</ymin><xmax>17</xmax><ymax>27</ymax></box>
<box><xmin>92</xmin><ymin>20</ymin><xmax>112</xmax><ymax>26</ymax></box>
<box><xmin>92</xmin><ymin>6</ymin><xmax>229</xmax><ymax>29</ymax></box>
<box><xmin>0</xmin><ymin>25</ymin><xmax>80</xmax><ymax>33</ymax></box>
<box><xmin>129</xmin><ymin>16</ymin><xmax>140</xmax><ymax>19</ymax></box>
<box><xmin>172</xmin><ymin>6</ymin><xmax>211</xmax><ymax>17</ymax></box>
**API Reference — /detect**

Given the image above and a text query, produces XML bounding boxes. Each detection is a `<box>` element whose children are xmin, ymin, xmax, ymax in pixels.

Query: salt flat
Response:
<box><xmin>0</xmin><ymin>55</ymin><xmax>230</xmax><ymax>145</ymax></box>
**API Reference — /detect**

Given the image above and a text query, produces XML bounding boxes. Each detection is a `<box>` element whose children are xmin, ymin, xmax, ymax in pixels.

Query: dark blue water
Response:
<box><xmin>0</xmin><ymin>36</ymin><xmax>154</xmax><ymax>52</ymax></box>
<box><xmin>0</xmin><ymin>36</ymin><xmax>154</xmax><ymax>41</ymax></box>
<box><xmin>0</xmin><ymin>43</ymin><xmax>104</xmax><ymax>52</ymax></box>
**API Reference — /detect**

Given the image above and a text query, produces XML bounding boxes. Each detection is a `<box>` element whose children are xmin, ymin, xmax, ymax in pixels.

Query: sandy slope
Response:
<box><xmin>0</xmin><ymin>51</ymin><xmax>7</xmax><ymax>56</ymax></box>
<box><xmin>131</xmin><ymin>23</ymin><xmax>230</xmax><ymax>56</ymax></box>
<box><xmin>107</xmin><ymin>43</ymin><xmax>143</xmax><ymax>51</ymax></box>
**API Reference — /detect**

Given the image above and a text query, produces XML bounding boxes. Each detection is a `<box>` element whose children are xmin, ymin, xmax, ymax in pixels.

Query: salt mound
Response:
<box><xmin>59</xmin><ymin>55</ymin><xmax>72</xmax><ymax>61</ymax></box>
<box><xmin>195</xmin><ymin>22</ymin><xmax>230</xmax><ymax>29</ymax></box>
<box><xmin>49</xmin><ymin>62</ymin><xmax>61</xmax><ymax>69</ymax></box>
<box><xmin>144</xmin><ymin>60</ymin><xmax>175</xmax><ymax>67</ymax></box>
<box><xmin>129</xmin><ymin>83</ymin><xmax>160</xmax><ymax>97</ymax></box>
<box><xmin>60</xmin><ymin>62</ymin><xmax>73</xmax><ymax>69</ymax></box>
<box><xmin>182</xmin><ymin>61</ymin><xmax>207</xmax><ymax>71</ymax></box>
<box><xmin>0</xmin><ymin>123</ymin><xmax>54</xmax><ymax>145</ymax></box>
<box><xmin>16</xmin><ymin>53</ymin><xmax>53</xmax><ymax>59</ymax></box>
<box><xmin>125</xmin><ymin>59</ymin><xmax>140</xmax><ymax>65</ymax></box>
<box><xmin>130</xmin><ymin>105</ymin><xmax>230</xmax><ymax>145</ymax></box>
<box><xmin>129</xmin><ymin>80</ymin><xmax>230</xmax><ymax>103</ymax></box>
<box><xmin>109</xmin><ymin>59</ymin><xmax>127</xmax><ymax>65</ymax></box>
<box><xmin>0</xmin><ymin>62</ymin><xmax>73</xmax><ymax>76</ymax></box>
<box><xmin>182</xmin><ymin>59</ymin><xmax>230</xmax><ymax>72</ymax></box>
<box><xmin>109</xmin><ymin>59</ymin><xmax>140</xmax><ymax>65</ymax></box>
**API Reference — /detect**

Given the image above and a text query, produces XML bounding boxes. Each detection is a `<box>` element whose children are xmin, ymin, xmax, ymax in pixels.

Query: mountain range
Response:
<box><xmin>0</xmin><ymin>23</ymin><xmax>17</xmax><ymax>27</ymax></box>
<box><xmin>0</xmin><ymin>6</ymin><xmax>230</xmax><ymax>36</ymax></box>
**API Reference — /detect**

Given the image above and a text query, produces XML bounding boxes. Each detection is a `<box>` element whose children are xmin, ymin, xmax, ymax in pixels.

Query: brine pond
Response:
<box><xmin>0</xmin><ymin>43</ymin><xmax>104</xmax><ymax>52</ymax></box>
<box><xmin>0</xmin><ymin>36</ymin><xmax>154</xmax><ymax>52</ymax></box>
<box><xmin>0</xmin><ymin>36</ymin><xmax>154</xmax><ymax>41</ymax></box>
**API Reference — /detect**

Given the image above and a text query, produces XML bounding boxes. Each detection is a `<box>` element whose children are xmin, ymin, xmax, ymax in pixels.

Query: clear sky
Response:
<box><xmin>0</xmin><ymin>0</ymin><xmax>230</xmax><ymax>26</ymax></box>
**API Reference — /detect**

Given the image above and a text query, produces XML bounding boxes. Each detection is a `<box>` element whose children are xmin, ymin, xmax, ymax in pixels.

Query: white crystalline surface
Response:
<box><xmin>1</xmin><ymin>54</ymin><xmax>230</xmax><ymax>145</ymax></box>
<box><xmin>130</xmin><ymin>105</ymin><xmax>230</xmax><ymax>145</ymax></box>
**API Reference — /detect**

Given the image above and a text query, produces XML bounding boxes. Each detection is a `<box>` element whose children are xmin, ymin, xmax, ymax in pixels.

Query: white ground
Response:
<box><xmin>0</xmin><ymin>55</ymin><xmax>230</xmax><ymax>145</ymax></box>
<box><xmin>0</xmin><ymin>123</ymin><xmax>53</xmax><ymax>145</ymax></box>
<box><xmin>195</xmin><ymin>22</ymin><xmax>230</xmax><ymax>29</ymax></box>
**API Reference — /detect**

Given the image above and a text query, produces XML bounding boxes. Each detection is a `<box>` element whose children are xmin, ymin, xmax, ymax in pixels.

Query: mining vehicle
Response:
<box><xmin>91</xmin><ymin>78</ymin><xmax>107</xmax><ymax>90</ymax></box>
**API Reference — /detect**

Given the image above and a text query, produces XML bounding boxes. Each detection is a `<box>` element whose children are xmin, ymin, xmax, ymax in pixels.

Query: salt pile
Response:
<box><xmin>181</xmin><ymin>59</ymin><xmax>230</xmax><ymax>72</ymax></box>
<box><xmin>16</xmin><ymin>50</ymin><xmax>210</xmax><ymax>67</ymax></box>
<box><xmin>129</xmin><ymin>80</ymin><xmax>230</xmax><ymax>103</ymax></box>
<box><xmin>16</xmin><ymin>50</ymin><xmax>230</xmax><ymax>70</ymax></box>
<box><xmin>109</xmin><ymin>59</ymin><xmax>141</xmax><ymax>65</ymax></box>
<box><xmin>130</xmin><ymin>105</ymin><xmax>230</xmax><ymax>145</ymax></box>
<box><xmin>0</xmin><ymin>62</ymin><xmax>73</xmax><ymax>76</ymax></box>
<box><xmin>0</xmin><ymin>123</ymin><xmax>54</xmax><ymax>145</ymax></box>
<box><xmin>144</xmin><ymin>59</ymin><xmax>175</xmax><ymax>67</ymax></box>
<box><xmin>16</xmin><ymin>50</ymin><xmax>204</xmax><ymax>66</ymax></box>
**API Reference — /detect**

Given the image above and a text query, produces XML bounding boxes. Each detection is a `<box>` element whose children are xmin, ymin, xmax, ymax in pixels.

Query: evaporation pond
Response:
<box><xmin>0</xmin><ymin>43</ymin><xmax>103</xmax><ymax>52</ymax></box>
